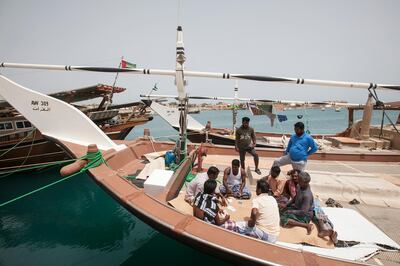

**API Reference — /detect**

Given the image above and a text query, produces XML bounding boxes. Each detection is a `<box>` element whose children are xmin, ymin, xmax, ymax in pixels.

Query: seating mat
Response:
<box><xmin>168</xmin><ymin>192</ymin><xmax>333</xmax><ymax>248</ymax></box>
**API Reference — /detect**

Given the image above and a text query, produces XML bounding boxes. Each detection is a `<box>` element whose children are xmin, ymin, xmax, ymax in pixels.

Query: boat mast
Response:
<box><xmin>175</xmin><ymin>26</ymin><xmax>188</xmax><ymax>163</ymax></box>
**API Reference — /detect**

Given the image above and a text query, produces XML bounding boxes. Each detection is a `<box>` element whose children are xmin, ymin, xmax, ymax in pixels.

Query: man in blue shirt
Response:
<box><xmin>272</xmin><ymin>122</ymin><xmax>317</xmax><ymax>171</ymax></box>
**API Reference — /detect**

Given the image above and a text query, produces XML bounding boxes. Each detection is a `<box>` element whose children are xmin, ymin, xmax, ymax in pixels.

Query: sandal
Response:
<box><xmin>349</xmin><ymin>198</ymin><xmax>360</xmax><ymax>205</ymax></box>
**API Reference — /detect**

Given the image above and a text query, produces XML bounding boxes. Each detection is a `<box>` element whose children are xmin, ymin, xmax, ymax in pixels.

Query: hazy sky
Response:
<box><xmin>0</xmin><ymin>0</ymin><xmax>399</xmax><ymax>104</ymax></box>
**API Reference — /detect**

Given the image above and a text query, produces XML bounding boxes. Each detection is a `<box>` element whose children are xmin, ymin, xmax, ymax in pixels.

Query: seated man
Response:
<box><xmin>193</xmin><ymin>179</ymin><xmax>231</xmax><ymax>226</ymax></box>
<box><xmin>265</xmin><ymin>166</ymin><xmax>286</xmax><ymax>198</ymax></box>
<box><xmin>204</xmin><ymin>120</ymin><xmax>211</xmax><ymax>131</ymax></box>
<box><xmin>235</xmin><ymin>179</ymin><xmax>280</xmax><ymax>243</ymax></box>
<box><xmin>281</xmin><ymin>169</ymin><xmax>300</xmax><ymax>201</ymax></box>
<box><xmin>185</xmin><ymin>166</ymin><xmax>226</xmax><ymax>206</ymax></box>
<box><xmin>279</xmin><ymin>171</ymin><xmax>314</xmax><ymax>234</ymax></box>
<box><xmin>220</xmin><ymin>159</ymin><xmax>251</xmax><ymax>199</ymax></box>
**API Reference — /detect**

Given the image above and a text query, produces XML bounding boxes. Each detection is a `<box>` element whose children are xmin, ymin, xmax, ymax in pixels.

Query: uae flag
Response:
<box><xmin>121</xmin><ymin>59</ymin><xmax>136</xmax><ymax>68</ymax></box>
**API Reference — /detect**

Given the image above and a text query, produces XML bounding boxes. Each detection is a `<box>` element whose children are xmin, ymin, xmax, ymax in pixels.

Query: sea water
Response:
<box><xmin>0</xmin><ymin>109</ymin><xmax>398</xmax><ymax>265</ymax></box>
<box><xmin>130</xmin><ymin>108</ymin><xmax>400</xmax><ymax>140</ymax></box>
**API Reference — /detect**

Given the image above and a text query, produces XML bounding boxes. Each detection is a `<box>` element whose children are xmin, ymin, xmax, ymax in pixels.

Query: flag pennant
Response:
<box><xmin>121</xmin><ymin>59</ymin><xmax>136</xmax><ymax>68</ymax></box>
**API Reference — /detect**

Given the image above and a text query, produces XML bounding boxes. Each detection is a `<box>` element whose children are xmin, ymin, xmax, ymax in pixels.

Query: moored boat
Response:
<box><xmin>1</xmin><ymin>24</ymin><xmax>400</xmax><ymax>265</ymax></box>
<box><xmin>0</xmin><ymin>84</ymin><xmax>152</xmax><ymax>172</ymax></box>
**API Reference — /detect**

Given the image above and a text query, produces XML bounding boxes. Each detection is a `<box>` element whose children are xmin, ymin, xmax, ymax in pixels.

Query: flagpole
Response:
<box><xmin>106</xmin><ymin>56</ymin><xmax>123</xmax><ymax>110</ymax></box>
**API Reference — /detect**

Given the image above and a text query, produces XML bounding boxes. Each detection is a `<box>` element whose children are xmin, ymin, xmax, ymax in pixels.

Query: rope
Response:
<box><xmin>303</xmin><ymin>106</ymin><xmax>311</xmax><ymax>134</ymax></box>
<box><xmin>151</xmin><ymin>129</ymin><xmax>219</xmax><ymax>140</ymax></box>
<box><xmin>1</xmin><ymin>129</ymin><xmax>37</xmax><ymax>176</ymax></box>
<box><xmin>0</xmin><ymin>128</ymin><xmax>36</xmax><ymax>158</ymax></box>
<box><xmin>106</xmin><ymin>56</ymin><xmax>123</xmax><ymax>109</ymax></box>
<box><xmin>0</xmin><ymin>170</ymin><xmax>82</xmax><ymax>207</ymax></box>
<box><xmin>368</xmin><ymin>89</ymin><xmax>400</xmax><ymax>135</ymax></box>
<box><xmin>0</xmin><ymin>157</ymin><xmax>76</xmax><ymax>178</ymax></box>
<box><xmin>0</xmin><ymin>150</ymin><xmax>107</xmax><ymax>177</ymax></box>
<box><xmin>149</xmin><ymin>136</ymin><xmax>156</xmax><ymax>152</ymax></box>
<box><xmin>0</xmin><ymin>151</ymin><xmax>106</xmax><ymax>207</ymax></box>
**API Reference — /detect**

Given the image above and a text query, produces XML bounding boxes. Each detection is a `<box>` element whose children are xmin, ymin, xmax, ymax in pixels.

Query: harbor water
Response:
<box><xmin>1</xmin><ymin>109</ymin><xmax>399</xmax><ymax>265</ymax></box>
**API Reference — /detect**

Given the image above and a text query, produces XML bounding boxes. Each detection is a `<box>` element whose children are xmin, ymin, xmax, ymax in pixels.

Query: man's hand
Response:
<box><xmin>220</xmin><ymin>197</ymin><xmax>228</xmax><ymax>207</ymax></box>
<box><xmin>249</xmin><ymin>142</ymin><xmax>255</xmax><ymax>148</ymax></box>
<box><xmin>278</xmin><ymin>202</ymin><xmax>287</xmax><ymax>209</ymax></box>
<box><xmin>235</xmin><ymin>146</ymin><xmax>239</xmax><ymax>152</ymax></box>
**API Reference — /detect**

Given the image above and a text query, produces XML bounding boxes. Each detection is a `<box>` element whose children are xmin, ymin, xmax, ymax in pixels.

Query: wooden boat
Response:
<box><xmin>142</xmin><ymin>99</ymin><xmax>400</xmax><ymax>157</ymax></box>
<box><xmin>0</xmin><ymin>84</ymin><xmax>152</xmax><ymax>172</ymax></box>
<box><xmin>1</xmin><ymin>25</ymin><xmax>399</xmax><ymax>264</ymax></box>
<box><xmin>1</xmin><ymin>77</ymin><xmax>399</xmax><ymax>264</ymax></box>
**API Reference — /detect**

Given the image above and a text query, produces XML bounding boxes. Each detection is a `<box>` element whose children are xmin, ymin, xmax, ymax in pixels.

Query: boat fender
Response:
<box><xmin>60</xmin><ymin>144</ymin><xmax>99</xmax><ymax>177</ymax></box>
<box><xmin>60</xmin><ymin>159</ymin><xmax>88</xmax><ymax>177</ymax></box>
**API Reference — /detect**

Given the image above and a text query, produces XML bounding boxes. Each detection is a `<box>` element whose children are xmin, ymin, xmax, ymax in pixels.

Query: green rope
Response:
<box><xmin>0</xmin><ymin>151</ymin><xmax>105</xmax><ymax>207</ymax></box>
<box><xmin>0</xmin><ymin>129</ymin><xmax>36</xmax><ymax>159</ymax></box>
<box><xmin>0</xmin><ymin>150</ymin><xmax>106</xmax><ymax>178</ymax></box>
<box><xmin>185</xmin><ymin>172</ymin><xmax>196</xmax><ymax>183</ymax></box>
<box><xmin>0</xmin><ymin>170</ymin><xmax>83</xmax><ymax>207</ymax></box>
<box><xmin>0</xmin><ymin>158</ymin><xmax>76</xmax><ymax>178</ymax></box>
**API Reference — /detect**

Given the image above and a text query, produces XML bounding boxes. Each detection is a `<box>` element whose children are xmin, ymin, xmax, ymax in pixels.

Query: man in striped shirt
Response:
<box><xmin>193</xmin><ymin>179</ymin><xmax>231</xmax><ymax>225</ymax></box>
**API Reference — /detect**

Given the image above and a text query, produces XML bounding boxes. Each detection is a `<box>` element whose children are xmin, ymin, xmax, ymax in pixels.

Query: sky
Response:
<box><xmin>0</xmin><ymin>0</ymin><xmax>399</xmax><ymax>105</ymax></box>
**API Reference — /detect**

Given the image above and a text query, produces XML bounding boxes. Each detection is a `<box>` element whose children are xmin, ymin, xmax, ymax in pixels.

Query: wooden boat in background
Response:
<box><xmin>142</xmin><ymin>99</ymin><xmax>400</xmax><ymax>159</ymax></box>
<box><xmin>0</xmin><ymin>84</ymin><xmax>152</xmax><ymax>172</ymax></box>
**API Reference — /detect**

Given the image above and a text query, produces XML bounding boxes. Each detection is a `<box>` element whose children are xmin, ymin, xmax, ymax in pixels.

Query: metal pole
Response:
<box><xmin>178</xmin><ymin>98</ymin><xmax>188</xmax><ymax>162</ymax></box>
<box><xmin>233</xmin><ymin>81</ymin><xmax>238</xmax><ymax>135</ymax></box>
<box><xmin>175</xmin><ymin>26</ymin><xmax>187</xmax><ymax>163</ymax></box>
<box><xmin>2</xmin><ymin>62</ymin><xmax>400</xmax><ymax>91</ymax></box>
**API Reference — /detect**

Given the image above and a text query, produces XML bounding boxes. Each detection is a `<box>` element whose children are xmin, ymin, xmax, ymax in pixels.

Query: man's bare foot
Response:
<box><xmin>330</xmin><ymin>231</ymin><xmax>338</xmax><ymax>244</ymax></box>
<box><xmin>307</xmin><ymin>223</ymin><xmax>314</xmax><ymax>235</ymax></box>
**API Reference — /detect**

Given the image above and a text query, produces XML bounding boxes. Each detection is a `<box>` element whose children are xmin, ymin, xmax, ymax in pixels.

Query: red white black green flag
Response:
<box><xmin>121</xmin><ymin>59</ymin><xmax>136</xmax><ymax>68</ymax></box>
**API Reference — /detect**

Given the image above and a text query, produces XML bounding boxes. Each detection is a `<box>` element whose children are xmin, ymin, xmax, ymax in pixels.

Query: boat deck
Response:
<box><xmin>198</xmin><ymin>154</ymin><xmax>400</xmax><ymax>265</ymax></box>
